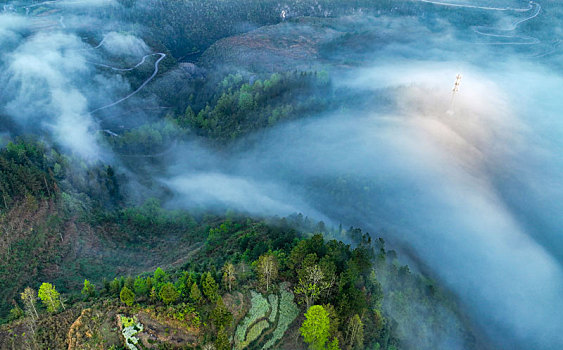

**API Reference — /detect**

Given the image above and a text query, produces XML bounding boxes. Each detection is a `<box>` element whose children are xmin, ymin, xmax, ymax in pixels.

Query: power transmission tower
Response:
<box><xmin>450</xmin><ymin>74</ymin><xmax>462</xmax><ymax>109</ymax></box>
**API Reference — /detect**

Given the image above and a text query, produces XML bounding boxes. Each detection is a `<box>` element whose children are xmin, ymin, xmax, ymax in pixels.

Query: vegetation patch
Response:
<box><xmin>234</xmin><ymin>290</ymin><xmax>270</xmax><ymax>349</ymax></box>
<box><xmin>263</xmin><ymin>283</ymin><xmax>299</xmax><ymax>350</ymax></box>
<box><xmin>243</xmin><ymin>319</ymin><xmax>270</xmax><ymax>348</ymax></box>
<box><xmin>119</xmin><ymin>315</ymin><xmax>144</xmax><ymax>350</ymax></box>
<box><xmin>267</xmin><ymin>294</ymin><xmax>278</xmax><ymax>323</ymax></box>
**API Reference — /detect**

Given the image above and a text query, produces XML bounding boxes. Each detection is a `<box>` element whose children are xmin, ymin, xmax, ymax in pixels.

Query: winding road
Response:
<box><xmin>83</xmin><ymin>37</ymin><xmax>167</xmax><ymax>114</ymax></box>
<box><xmin>419</xmin><ymin>0</ymin><xmax>544</xmax><ymax>46</ymax></box>
<box><xmin>13</xmin><ymin>2</ymin><xmax>169</xmax><ymax>115</ymax></box>
<box><xmin>471</xmin><ymin>1</ymin><xmax>542</xmax><ymax>45</ymax></box>
<box><xmin>89</xmin><ymin>53</ymin><xmax>166</xmax><ymax>113</ymax></box>
<box><xmin>418</xmin><ymin>0</ymin><xmax>533</xmax><ymax>12</ymax></box>
<box><xmin>89</xmin><ymin>53</ymin><xmax>161</xmax><ymax>72</ymax></box>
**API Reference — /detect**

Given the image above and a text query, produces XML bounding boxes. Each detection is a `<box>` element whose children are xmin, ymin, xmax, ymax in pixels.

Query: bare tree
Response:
<box><xmin>222</xmin><ymin>262</ymin><xmax>236</xmax><ymax>293</ymax></box>
<box><xmin>257</xmin><ymin>253</ymin><xmax>278</xmax><ymax>292</ymax></box>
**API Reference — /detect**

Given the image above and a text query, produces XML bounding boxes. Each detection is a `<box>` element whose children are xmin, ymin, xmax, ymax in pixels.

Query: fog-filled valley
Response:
<box><xmin>0</xmin><ymin>1</ymin><xmax>562</xmax><ymax>349</ymax></box>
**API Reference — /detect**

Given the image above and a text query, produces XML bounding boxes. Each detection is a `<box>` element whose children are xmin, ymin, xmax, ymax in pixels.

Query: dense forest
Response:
<box><xmin>0</xmin><ymin>0</ymin><xmax>485</xmax><ymax>348</ymax></box>
<box><xmin>0</xmin><ymin>137</ymin><xmax>478</xmax><ymax>349</ymax></box>
<box><xmin>2</xmin><ymin>0</ymin><xmax>561</xmax><ymax>349</ymax></box>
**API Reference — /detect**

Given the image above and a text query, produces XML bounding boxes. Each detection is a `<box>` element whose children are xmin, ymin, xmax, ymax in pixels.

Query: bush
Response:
<box><xmin>120</xmin><ymin>287</ymin><xmax>135</xmax><ymax>306</ymax></box>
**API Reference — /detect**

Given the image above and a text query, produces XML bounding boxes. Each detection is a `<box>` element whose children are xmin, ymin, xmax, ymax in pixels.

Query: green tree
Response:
<box><xmin>125</xmin><ymin>276</ymin><xmax>134</xmax><ymax>290</ymax></box>
<box><xmin>300</xmin><ymin>305</ymin><xmax>330</xmax><ymax>350</ymax></box>
<box><xmin>134</xmin><ymin>276</ymin><xmax>149</xmax><ymax>297</ymax></box>
<box><xmin>38</xmin><ymin>283</ymin><xmax>63</xmax><ymax>313</ymax></box>
<box><xmin>159</xmin><ymin>282</ymin><xmax>180</xmax><ymax>305</ymax></box>
<box><xmin>327</xmin><ymin>337</ymin><xmax>341</xmax><ymax>350</ymax></box>
<box><xmin>257</xmin><ymin>253</ymin><xmax>278</xmax><ymax>292</ymax></box>
<box><xmin>189</xmin><ymin>282</ymin><xmax>203</xmax><ymax>304</ymax></box>
<box><xmin>149</xmin><ymin>287</ymin><xmax>158</xmax><ymax>303</ymax></box>
<box><xmin>109</xmin><ymin>278</ymin><xmax>121</xmax><ymax>296</ymax></box>
<box><xmin>294</xmin><ymin>264</ymin><xmax>328</xmax><ymax>309</ymax></box>
<box><xmin>8</xmin><ymin>306</ymin><xmax>24</xmax><ymax>321</ymax></box>
<box><xmin>215</xmin><ymin>326</ymin><xmax>231</xmax><ymax>350</ymax></box>
<box><xmin>176</xmin><ymin>271</ymin><xmax>194</xmax><ymax>300</ymax></box>
<box><xmin>202</xmin><ymin>272</ymin><xmax>219</xmax><ymax>302</ymax></box>
<box><xmin>324</xmin><ymin>304</ymin><xmax>340</xmax><ymax>339</ymax></box>
<box><xmin>120</xmin><ymin>286</ymin><xmax>135</xmax><ymax>306</ymax></box>
<box><xmin>81</xmin><ymin>279</ymin><xmax>95</xmax><ymax>299</ymax></box>
<box><xmin>154</xmin><ymin>267</ymin><xmax>167</xmax><ymax>291</ymax></box>
<box><xmin>238</xmin><ymin>91</ymin><xmax>254</xmax><ymax>110</ymax></box>
<box><xmin>210</xmin><ymin>297</ymin><xmax>233</xmax><ymax>330</ymax></box>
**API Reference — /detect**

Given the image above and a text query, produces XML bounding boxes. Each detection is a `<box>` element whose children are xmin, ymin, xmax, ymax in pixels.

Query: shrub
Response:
<box><xmin>120</xmin><ymin>287</ymin><xmax>135</xmax><ymax>306</ymax></box>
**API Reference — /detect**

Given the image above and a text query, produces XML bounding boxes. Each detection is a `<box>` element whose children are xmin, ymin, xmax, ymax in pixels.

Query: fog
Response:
<box><xmin>1</xmin><ymin>0</ymin><xmax>562</xmax><ymax>349</ymax></box>
<box><xmin>164</xmin><ymin>63</ymin><xmax>563</xmax><ymax>349</ymax></box>
<box><xmin>165</xmin><ymin>2</ymin><xmax>563</xmax><ymax>348</ymax></box>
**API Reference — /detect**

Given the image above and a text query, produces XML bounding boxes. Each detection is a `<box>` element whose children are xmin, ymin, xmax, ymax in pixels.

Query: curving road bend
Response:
<box><xmin>471</xmin><ymin>1</ymin><xmax>542</xmax><ymax>45</ymax></box>
<box><xmin>419</xmin><ymin>0</ymin><xmax>543</xmax><ymax>46</ymax></box>
<box><xmin>418</xmin><ymin>0</ymin><xmax>533</xmax><ymax>12</ymax></box>
<box><xmin>90</xmin><ymin>53</ymin><xmax>166</xmax><ymax>113</ymax></box>
<box><xmin>89</xmin><ymin>53</ymin><xmax>159</xmax><ymax>72</ymax></box>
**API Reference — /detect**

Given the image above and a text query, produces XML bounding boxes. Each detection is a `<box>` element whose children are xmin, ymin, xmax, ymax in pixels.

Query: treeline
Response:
<box><xmin>1</xmin><ymin>188</ymin><xmax>479</xmax><ymax>349</ymax></box>
<box><xmin>0</xmin><ymin>140</ymin><xmax>123</xmax><ymax>319</ymax></box>
<box><xmin>112</xmin><ymin>0</ymin><xmax>404</xmax><ymax>60</ymax></box>
<box><xmin>0</xmin><ymin>139</ymin><xmax>122</xmax><ymax>211</ymax></box>
<box><xmin>178</xmin><ymin>71</ymin><xmax>332</xmax><ymax>142</ymax></box>
<box><xmin>0</xmin><ymin>141</ymin><xmax>57</xmax><ymax>209</ymax></box>
<box><xmin>7</xmin><ymin>222</ymin><xmax>401</xmax><ymax>349</ymax></box>
<box><xmin>102</xmin><ymin>70</ymin><xmax>334</xmax><ymax>151</ymax></box>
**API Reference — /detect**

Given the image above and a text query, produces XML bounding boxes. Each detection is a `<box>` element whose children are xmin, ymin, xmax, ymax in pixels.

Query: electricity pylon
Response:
<box><xmin>450</xmin><ymin>74</ymin><xmax>462</xmax><ymax>109</ymax></box>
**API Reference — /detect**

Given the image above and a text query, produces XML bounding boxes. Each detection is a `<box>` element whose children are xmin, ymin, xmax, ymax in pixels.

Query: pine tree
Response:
<box><xmin>327</xmin><ymin>337</ymin><xmax>341</xmax><ymax>350</ymax></box>
<box><xmin>154</xmin><ymin>267</ymin><xmax>167</xmax><ymax>290</ymax></box>
<box><xmin>149</xmin><ymin>287</ymin><xmax>158</xmax><ymax>303</ymax></box>
<box><xmin>159</xmin><ymin>282</ymin><xmax>179</xmax><ymax>305</ymax></box>
<box><xmin>190</xmin><ymin>282</ymin><xmax>203</xmax><ymax>305</ymax></box>
<box><xmin>214</xmin><ymin>326</ymin><xmax>231</xmax><ymax>350</ymax></box>
<box><xmin>109</xmin><ymin>278</ymin><xmax>121</xmax><ymax>296</ymax></box>
<box><xmin>210</xmin><ymin>297</ymin><xmax>233</xmax><ymax>330</ymax></box>
<box><xmin>202</xmin><ymin>272</ymin><xmax>219</xmax><ymax>302</ymax></box>
<box><xmin>134</xmin><ymin>276</ymin><xmax>149</xmax><ymax>297</ymax></box>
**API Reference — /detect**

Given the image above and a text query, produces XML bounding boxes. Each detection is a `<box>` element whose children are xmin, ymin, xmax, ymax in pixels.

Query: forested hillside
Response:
<box><xmin>0</xmin><ymin>137</ymin><xmax>481</xmax><ymax>349</ymax></box>
<box><xmin>2</xmin><ymin>0</ymin><xmax>560</xmax><ymax>349</ymax></box>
